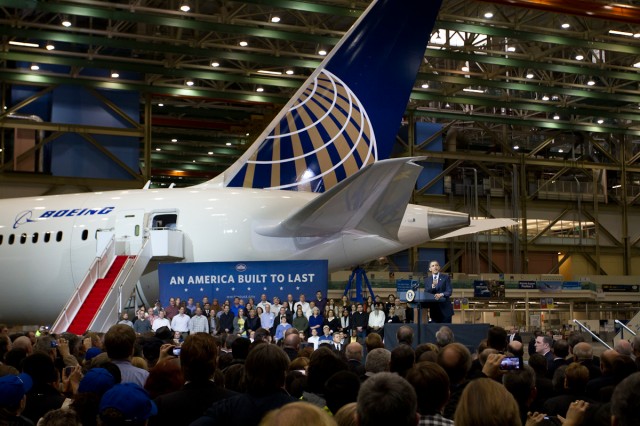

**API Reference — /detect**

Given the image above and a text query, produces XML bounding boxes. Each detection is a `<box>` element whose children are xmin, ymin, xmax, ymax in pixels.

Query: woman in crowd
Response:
<box><xmin>293</xmin><ymin>307</ymin><xmax>309</xmax><ymax>335</ymax></box>
<box><xmin>275</xmin><ymin>315</ymin><xmax>292</xmax><ymax>342</ymax></box>
<box><xmin>308</xmin><ymin>307</ymin><xmax>324</xmax><ymax>337</ymax></box>
<box><xmin>386</xmin><ymin>306</ymin><xmax>400</xmax><ymax>324</ymax></box>
<box><xmin>324</xmin><ymin>309</ymin><xmax>340</xmax><ymax>334</ymax></box>
<box><xmin>233</xmin><ymin>308</ymin><xmax>247</xmax><ymax>337</ymax></box>
<box><xmin>339</xmin><ymin>308</ymin><xmax>351</xmax><ymax>334</ymax></box>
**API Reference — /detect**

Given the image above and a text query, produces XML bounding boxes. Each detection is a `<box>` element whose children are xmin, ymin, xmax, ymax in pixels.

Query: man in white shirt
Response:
<box><xmin>368</xmin><ymin>303</ymin><xmax>386</xmax><ymax>338</ymax></box>
<box><xmin>152</xmin><ymin>310</ymin><xmax>171</xmax><ymax>332</ymax></box>
<box><xmin>256</xmin><ymin>294</ymin><xmax>271</xmax><ymax>312</ymax></box>
<box><xmin>271</xmin><ymin>296</ymin><xmax>282</xmax><ymax>314</ymax></box>
<box><xmin>171</xmin><ymin>306</ymin><xmax>190</xmax><ymax>339</ymax></box>
<box><xmin>189</xmin><ymin>307</ymin><xmax>209</xmax><ymax>334</ymax></box>
<box><xmin>294</xmin><ymin>294</ymin><xmax>310</xmax><ymax>317</ymax></box>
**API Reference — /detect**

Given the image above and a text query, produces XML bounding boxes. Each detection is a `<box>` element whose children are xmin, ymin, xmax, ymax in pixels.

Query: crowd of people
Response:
<box><xmin>1</xmin><ymin>294</ymin><xmax>640</xmax><ymax>426</ymax></box>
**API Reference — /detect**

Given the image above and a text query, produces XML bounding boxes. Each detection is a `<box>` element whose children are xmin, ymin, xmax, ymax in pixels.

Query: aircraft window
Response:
<box><xmin>82</xmin><ymin>229</ymin><xmax>88</xmax><ymax>240</ymax></box>
<box><xmin>20</xmin><ymin>233</ymin><xmax>27</xmax><ymax>244</ymax></box>
<box><xmin>135</xmin><ymin>225</ymin><xmax>140</xmax><ymax>237</ymax></box>
<box><xmin>32</xmin><ymin>233</ymin><xmax>39</xmax><ymax>243</ymax></box>
<box><xmin>0</xmin><ymin>235</ymin><xmax>3</xmax><ymax>245</ymax></box>
<box><xmin>44</xmin><ymin>232</ymin><xmax>51</xmax><ymax>243</ymax></box>
<box><xmin>56</xmin><ymin>231</ymin><xmax>63</xmax><ymax>242</ymax></box>
<box><xmin>9</xmin><ymin>234</ymin><xmax>15</xmax><ymax>245</ymax></box>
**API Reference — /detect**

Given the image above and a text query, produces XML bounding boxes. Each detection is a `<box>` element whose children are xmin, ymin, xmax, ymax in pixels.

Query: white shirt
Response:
<box><xmin>171</xmin><ymin>313</ymin><xmax>190</xmax><ymax>332</ymax></box>
<box><xmin>368</xmin><ymin>310</ymin><xmax>385</xmax><ymax>328</ymax></box>
<box><xmin>257</xmin><ymin>301</ymin><xmax>271</xmax><ymax>312</ymax></box>
<box><xmin>294</xmin><ymin>301</ymin><xmax>310</xmax><ymax>316</ymax></box>
<box><xmin>308</xmin><ymin>335</ymin><xmax>320</xmax><ymax>350</ymax></box>
<box><xmin>152</xmin><ymin>317</ymin><xmax>171</xmax><ymax>332</ymax></box>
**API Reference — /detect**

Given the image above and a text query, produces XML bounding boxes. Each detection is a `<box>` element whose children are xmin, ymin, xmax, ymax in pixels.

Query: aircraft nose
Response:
<box><xmin>427</xmin><ymin>209</ymin><xmax>470</xmax><ymax>239</ymax></box>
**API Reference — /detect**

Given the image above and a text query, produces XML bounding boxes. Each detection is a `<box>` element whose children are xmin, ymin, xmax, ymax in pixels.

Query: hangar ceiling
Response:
<box><xmin>1</xmin><ymin>0</ymin><xmax>640</xmax><ymax>189</ymax></box>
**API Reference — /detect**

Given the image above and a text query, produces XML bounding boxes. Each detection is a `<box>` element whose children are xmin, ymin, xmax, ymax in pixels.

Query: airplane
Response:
<box><xmin>0</xmin><ymin>0</ymin><xmax>515</xmax><ymax>325</ymax></box>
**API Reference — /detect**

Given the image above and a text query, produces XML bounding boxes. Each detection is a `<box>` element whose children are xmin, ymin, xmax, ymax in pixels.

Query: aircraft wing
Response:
<box><xmin>433</xmin><ymin>218</ymin><xmax>518</xmax><ymax>240</ymax></box>
<box><xmin>256</xmin><ymin>157</ymin><xmax>424</xmax><ymax>239</ymax></box>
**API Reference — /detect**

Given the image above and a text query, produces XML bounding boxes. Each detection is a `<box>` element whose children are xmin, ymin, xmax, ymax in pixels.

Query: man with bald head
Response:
<box><xmin>573</xmin><ymin>342</ymin><xmax>601</xmax><ymax>380</ymax></box>
<box><xmin>12</xmin><ymin>336</ymin><xmax>33</xmax><ymax>355</ymax></box>
<box><xmin>282</xmin><ymin>332</ymin><xmax>300</xmax><ymax>361</ymax></box>
<box><xmin>345</xmin><ymin>342</ymin><xmax>365</xmax><ymax>379</ymax></box>
<box><xmin>614</xmin><ymin>339</ymin><xmax>632</xmax><ymax>357</ymax></box>
<box><xmin>585</xmin><ymin>349</ymin><xmax>619</xmax><ymax>399</ymax></box>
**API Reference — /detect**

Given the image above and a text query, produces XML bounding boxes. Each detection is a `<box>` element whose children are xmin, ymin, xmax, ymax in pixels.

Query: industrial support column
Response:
<box><xmin>143</xmin><ymin>93</ymin><xmax>152</xmax><ymax>182</ymax></box>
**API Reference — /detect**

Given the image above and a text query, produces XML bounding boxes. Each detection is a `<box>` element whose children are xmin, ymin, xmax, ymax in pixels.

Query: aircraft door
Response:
<box><xmin>115</xmin><ymin>209</ymin><xmax>145</xmax><ymax>254</ymax></box>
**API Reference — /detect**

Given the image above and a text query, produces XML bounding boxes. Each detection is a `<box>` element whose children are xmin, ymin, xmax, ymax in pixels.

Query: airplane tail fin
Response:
<box><xmin>197</xmin><ymin>0</ymin><xmax>442</xmax><ymax>192</ymax></box>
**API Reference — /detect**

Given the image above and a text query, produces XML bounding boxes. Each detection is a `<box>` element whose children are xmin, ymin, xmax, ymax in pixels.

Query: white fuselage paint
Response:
<box><xmin>0</xmin><ymin>187</ymin><xmax>431</xmax><ymax>324</ymax></box>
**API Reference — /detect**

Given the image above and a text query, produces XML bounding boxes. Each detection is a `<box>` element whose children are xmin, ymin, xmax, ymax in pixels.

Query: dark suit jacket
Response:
<box><xmin>427</xmin><ymin>273</ymin><xmax>454</xmax><ymax>323</ymax></box>
<box><xmin>152</xmin><ymin>380</ymin><xmax>235</xmax><ymax>426</ymax></box>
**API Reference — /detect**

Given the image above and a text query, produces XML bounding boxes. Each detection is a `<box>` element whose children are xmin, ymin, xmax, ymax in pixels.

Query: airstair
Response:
<box><xmin>51</xmin><ymin>226</ymin><xmax>184</xmax><ymax>334</ymax></box>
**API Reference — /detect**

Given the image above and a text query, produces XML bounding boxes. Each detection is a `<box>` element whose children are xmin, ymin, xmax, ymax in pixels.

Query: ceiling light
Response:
<box><xmin>463</xmin><ymin>88</ymin><xmax>484</xmax><ymax>93</ymax></box>
<box><xmin>239</xmin><ymin>41</ymin><xmax>248</xmax><ymax>47</ymax></box>
<box><xmin>561</xmin><ymin>23</ymin><xmax>570</xmax><ymax>29</ymax></box>
<box><xmin>9</xmin><ymin>41</ymin><xmax>40</xmax><ymax>48</ymax></box>
<box><xmin>186</xmin><ymin>80</ymin><xmax>194</xmax><ymax>86</ymax></box>
<box><xmin>245</xmin><ymin>133</ymin><xmax>250</xmax><ymax>136</ymax></box>
<box><xmin>513</xmin><ymin>145</ymin><xmax>520</xmax><ymax>150</ymax></box>
<box><xmin>553</xmin><ymin>113</ymin><xmax>560</xmax><ymax>120</ymax></box>
<box><xmin>597</xmin><ymin>119</ymin><xmax>604</xmax><ymax>124</ymax></box>
<box><xmin>179</xmin><ymin>2</ymin><xmax>190</xmax><ymax>12</ymax></box>
<box><xmin>211</xmin><ymin>61</ymin><xmax>220</xmax><ymax>67</ymax></box>
<box><xmin>61</xmin><ymin>16</ymin><xmax>72</xmax><ymax>27</ymax></box>
<box><xmin>30</xmin><ymin>64</ymin><xmax>39</xmax><ymax>71</ymax></box>
<box><xmin>586</xmin><ymin>79</ymin><xmax>596</xmax><ymax>86</ymax></box>
<box><xmin>421</xmin><ymin>83</ymin><xmax>429</xmax><ymax>89</ymax></box>
<box><xmin>156</xmin><ymin>148</ymin><xmax>161</xmax><ymax>151</ymax></box>
<box><xmin>256</xmin><ymin>87</ymin><xmax>264</xmax><ymax>92</ymax></box>
<box><xmin>318</xmin><ymin>49</ymin><xmax>327</xmax><ymax>56</ymax></box>
<box><xmin>635</xmin><ymin>33</ymin><xmax>640</xmax><ymax>38</ymax></box>
<box><xmin>158</xmin><ymin>103</ymin><xmax>164</xmax><ymax>107</ymax></box>
<box><xmin>271</xmin><ymin>16</ymin><xmax>281</xmax><ymax>23</ymax></box>
<box><xmin>208</xmin><ymin>151</ymin><xmax>213</xmax><ymax>155</ymax></box>
<box><xmin>612</xmin><ymin>184</ymin><xmax>622</xmax><ymax>189</ymax></box>
<box><xmin>171</xmin><ymin>138</ymin><xmax>178</xmax><ymax>142</ymax></box>
<box><xmin>484</xmin><ymin>12</ymin><xmax>494</xmax><ymax>18</ymax></box>
<box><xmin>609</xmin><ymin>30</ymin><xmax>634</xmax><ymax>37</ymax></box>
<box><xmin>542</xmin><ymin>95</ymin><xmax>550</xmax><ymax>101</ymax></box>
<box><xmin>111</xmin><ymin>71</ymin><xmax>120</xmax><ymax>78</ymax></box>
<box><xmin>506</xmin><ymin>46</ymin><xmax>516</xmax><ymax>52</ymax></box>
<box><xmin>226</xmin><ymin>142</ymin><xmax>232</xmax><ymax>146</ymax></box>
<box><xmin>461</xmin><ymin>66</ymin><xmax>469</xmax><ymax>72</ymax></box>
<box><xmin>257</xmin><ymin>70</ymin><xmax>282</xmax><ymax>75</ymax></box>
<box><xmin>558</xmin><ymin>148</ymin><xmax>564</xmax><ymax>153</ymax></box>
<box><xmin>526</xmin><ymin>71</ymin><xmax>534</xmax><ymax>79</ymax></box>
<box><xmin>192</xmin><ymin>160</ymin><xmax>196</xmax><ymax>163</ymax></box>
<box><xmin>575</xmin><ymin>54</ymin><xmax>584</xmax><ymax>60</ymax></box>
<box><xmin>634</xmin><ymin>62</ymin><xmax>640</xmax><ymax>68</ymax></box>
<box><xmin>45</xmin><ymin>42</ymin><xmax>55</xmax><ymax>50</ymax></box>
<box><xmin>285</xmin><ymin>69</ymin><xmax>294</xmax><ymax>75</ymax></box>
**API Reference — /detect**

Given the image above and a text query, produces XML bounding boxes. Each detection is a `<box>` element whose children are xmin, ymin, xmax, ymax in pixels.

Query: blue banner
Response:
<box><xmin>537</xmin><ymin>281</ymin><xmax>562</xmax><ymax>293</ymax></box>
<box><xmin>158</xmin><ymin>260</ymin><xmax>328</xmax><ymax>306</ymax></box>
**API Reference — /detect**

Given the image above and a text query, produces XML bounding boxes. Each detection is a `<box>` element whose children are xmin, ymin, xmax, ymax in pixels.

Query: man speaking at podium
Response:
<box><xmin>427</xmin><ymin>260</ymin><xmax>454</xmax><ymax>323</ymax></box>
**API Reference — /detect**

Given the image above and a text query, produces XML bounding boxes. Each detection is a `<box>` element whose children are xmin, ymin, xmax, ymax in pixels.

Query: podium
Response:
<box><xmin>398</xmin><ymin>290</ymin><xmax>444</xmax><ymax>306</ymax></box>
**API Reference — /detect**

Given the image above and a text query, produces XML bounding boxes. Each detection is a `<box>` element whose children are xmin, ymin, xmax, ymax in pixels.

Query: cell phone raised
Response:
<box><xmin>499</xmin><ymin>356</ymin><xmax>521</xmax><ymax>371</ymax></box>
<box><xmin>64</xmin><ymin>366</ymin><xmax>74</xmax><ymax>376</ymax></box>
<box><xmin>172</xmin><ymin>347</ymin><xmax>181</xmax><ymax>356</ymax></box>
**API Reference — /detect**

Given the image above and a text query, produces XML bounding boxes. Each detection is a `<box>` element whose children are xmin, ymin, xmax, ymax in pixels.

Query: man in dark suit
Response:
<box><xmin>152</xmin><ymin>333</ymin><xmax>235</xmax><ymax>425</ymax></box>
<box><xmin>509</xmin><ymin>326</ymin><xmax>523</xmax><ymax>343</ymax></box>
<box><xmin>535</xmin><ymin>335</ymin><xmax>555</xmax><ymax>369</ymax></box>
<box><xmin>426</xmin><ymin>260</ymin><xmax>453</xmax><ymax>323</ymax></box>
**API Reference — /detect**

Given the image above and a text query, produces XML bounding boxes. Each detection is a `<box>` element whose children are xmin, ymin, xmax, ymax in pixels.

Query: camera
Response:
<box><xmin>172</xmin><ymin>347</ymin><xmax>181</xmax><ymax>356</ymax></box>
<box><xmin>50</xmin><ymin>340</ymin><xmax>59</xmax><ymax>348</ymax></box>
<box><xmin>64</xmin><ymin>366</ymin><xmax>74</xmax><ymax>376</ymax></box>
<box><xmin>499</xmin><ymin>356</ymin><xmax>521</xmax><ymax>370</ymax></box>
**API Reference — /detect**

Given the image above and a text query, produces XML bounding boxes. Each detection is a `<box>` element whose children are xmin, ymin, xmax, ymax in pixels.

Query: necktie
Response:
<box><xmin>432</xmin><ymin>275</ymin><xmax>438</xmax><ymax>288</ymax></box>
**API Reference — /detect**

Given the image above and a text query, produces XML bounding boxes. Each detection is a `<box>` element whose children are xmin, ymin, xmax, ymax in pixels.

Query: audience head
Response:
<box><xmin>572</xmin><ymin>342</ymin><xmax>593</xmax><ymax>361</ymax></box>
<box><xmin>563</xmin><ymin>362</ymin><xmax>589</xmax><ymax>392</ymax></box>
<box><xmin>396</xmin><ymin>325</ymin><xmax>414</xmax><ymax>346</ymax></box>
<box><xmin>614</xmin><ymin>339</ymin><xmax>633</xmax><ymax>357</ymax></box>
<box><xmin>552</xmin><ymin>339</ymin><xmax>569</xmax><ymax>358</ymax></box>
<box><xmin>324</xmin><ymin>371</ymin><xmax>360</xmax><ymax>415</ymax></box>
<box><xmin>78</xmin><ymin>367</ymin><xmax>116</xmax><ymax>396</ymax></box>
<box><xmin>611</xmin><ymin>372</ymin><xmax>640</xmax><ymax>426</ymax></box>
<box><xmin>307</xmin><ymin>347</ymin><xmax>348</xmax><ymax>394</ymax></box>
<box><xmin>437</xmin><ymin>343</ymin><xmax>472</xmax><ymax>386</ymax></box>
<box><xmin>435</xmin><ymin>326</ymin><xmax>454</xmax><ymax>347</ymax></box>
<box><xmin>364</xmin><ymin>333</ymin><xmax>383</xmax><ymax>353</ymax></box>
<box><xmin>406</xmin><ymin>361</ymin><xmax>450</xmax><ymax>416</ymax></box>
<box><xmin>260</xmin><ymin>401</ymin><xmax>337</xmax><ymax>426</ymax></box>
<box><xmin>502</xmin><ymin>365</ymin><xmax>536</xmax><ymax>411</ymax></box>
<box><xmin>364</xmin><ymin>348</ymin><xmax>391</xmax><ymax>375</ymax></box>
<box><xmin>0</xmin><ymin>372</ymin><xmax>32</xmax><ymax>413</ymax></box>
<box><xmin>507</xmin><ymin>340</ymin><xmax>524</xmax><ymax>358</ymax></box>
<box><xmin>390</xmin><ymin>344</ymin><xmax>415</xmax><ymax>378</ymax></box>
<box><xmin>344</xmin><ymin>342</ymin><xmax>362</xmax><ymax>362</ymax></box>
<box><xmin>104</xmin><ymin>324</ymin><xmax>137</xmax><ymax>360</ymax></box>
<box><xmin>357</xmin><ymin>372</ymin><xmax>417</xmax><ymax>426</ymax></box>
<box><xmin>244</xmin><ymin>343</ymin><xmax>290</xmax><ymax>394</ymax></box>
<box><xmin>455</xmin><ymin>378</ymin><xmax>521</xmax><ymax>426</ymax></box>
<box><xmin>487</xmin><ymin>326</ymin><xmax>508</xmax><ymax>351</ymax></box>
<box><xmin>99</xmin><ymin>383</ymin><xmax>157</xmax><ymax>426</ymax></box>
<box><xmin>334</xmin><ymin>402</ymin><xmax>357</xmax><ymax>426</ymax></box>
